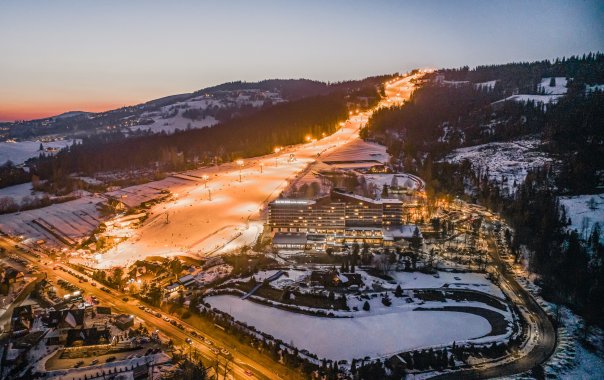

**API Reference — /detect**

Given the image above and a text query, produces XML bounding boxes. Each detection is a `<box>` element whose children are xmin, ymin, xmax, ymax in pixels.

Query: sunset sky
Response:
<box><xmin>1</xmin><ymin>0</ymin><xmax>603</xmax><ymax>121</ymax></box>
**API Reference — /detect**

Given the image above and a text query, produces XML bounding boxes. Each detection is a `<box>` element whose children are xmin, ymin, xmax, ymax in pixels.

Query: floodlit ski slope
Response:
<box><xmin>96</xmin><ymin>73</ymin><xmax>422</xmax><ymax>268</ymax></box>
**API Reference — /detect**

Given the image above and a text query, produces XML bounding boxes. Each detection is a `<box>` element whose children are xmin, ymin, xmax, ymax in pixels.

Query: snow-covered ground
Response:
<box><xmin>0</xmin><ymin>194</ymin><xmax>105</xmax><ymax>246</ymax></box>
<box><xmin>586</xmin><ymin>84</ymin><xmax>604</xmax><ymax>93</ymax></box>
<box><xmin>320</xmin><ymin>139</ymin><xmax>389</xmax><ymax>164</ymax></box>
<box><xmin>0</xmin><ymin>182</ymin><xmax>41</xmax><ymax>204</ymax></box>
<box><xmin>538</xmin><ymin>77</ymin><xmax>567</xmax><ymax>95</ymax></box>
<box><xmin>363</xmin><ymin>173</ymin><xmax>424</xmax><ymax>191</ymax></box>
<box><xmin>444</xmin><ymin>138</ymin><xmax>553</xmax><ymax>195</ymax></box>
<box><xmin>130</xmin><ymin>91</ymin><xmax>283</xmax><ymax>135</ymax></box>
<box><xmin>559</xmin><ymin>193</ymin><xmax>604</xmax><ymax>243</ymax></box>
<box><xmin>493</xmin><ymin>77</ymin><xmax>568</xmax><ymax>109</ymax></box>
<box><xmin>501</xmin><ymin>94</ymin><xmax>564</xmax><ymax>106</ymax></box>
<box><xmin>237</xmin><ymin>268</ymin><xmax>504</xmax><ymax>299</ymax></box>
<box><xmin>0</xmin><ymin>139</ymin><xmax>75</xmax><ymax>165</ymax></box>
<box><xmin>474</xmin><ymin>80</ymin><xmax>497</xmax><ymax>90</ymax></box>
<box><xmin>207</xmin><ymin>294</ymin><xmax>496</xmax><ymax>361</ymax></box>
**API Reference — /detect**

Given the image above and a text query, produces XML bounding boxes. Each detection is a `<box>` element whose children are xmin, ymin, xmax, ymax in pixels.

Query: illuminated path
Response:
<box><xmin>95</xmin><ymin>72</ymin><xmax>423</xmax><ymax>268</ymax></box>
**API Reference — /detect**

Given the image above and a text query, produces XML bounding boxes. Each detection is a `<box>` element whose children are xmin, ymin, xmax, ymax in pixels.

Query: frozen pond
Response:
<box><xmin>206</xmin><ymin>295</ymin><xmax>492</xmax><ymax>361</ymax></box>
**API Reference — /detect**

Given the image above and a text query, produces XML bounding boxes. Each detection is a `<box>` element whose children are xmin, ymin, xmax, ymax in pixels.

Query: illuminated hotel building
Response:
<box><xmin>268</xmin><ymin>189</ymin><xmax>416</xmax><ymax>250</ymax></box>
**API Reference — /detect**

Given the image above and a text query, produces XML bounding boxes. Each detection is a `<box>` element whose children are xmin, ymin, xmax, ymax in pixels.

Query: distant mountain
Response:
<box><xmin>53</xmin><ymin>111</ymin><xmax>91</xmax><ymax>120</ymax></box>
<box><xmin>1</xmin><ymin>75</ymin><xmax>391</xmax><ymax>141</ymax></box>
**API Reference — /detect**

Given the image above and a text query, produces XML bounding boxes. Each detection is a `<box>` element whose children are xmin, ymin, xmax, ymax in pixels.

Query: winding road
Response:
<box><xmin>431</xmin><ymin>228</ymin><xmax>556</xmax><ymax>379</ymax></box>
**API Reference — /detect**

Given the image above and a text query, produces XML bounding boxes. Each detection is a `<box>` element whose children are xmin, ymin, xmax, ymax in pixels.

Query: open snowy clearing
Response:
<box><xmin>0</xmin><ymin>182</ymin><xmax>41</xmax><ymax>204</ymax></box>
<box><xmin>444</xmin><ymin>138</ymin><xmax>552</xmax><ymax>195</ymax></box>
<box><xmin>0</xmin><ymin>139</ymin><xmax>75</xmax><ymax>165</ymax></box>
<box><xmin>538</xmin><ymin>77</ymin><xmax>567</xmax><ymax>95</ymax></box>
<box><xmin>207</xmin><ymin>294</ymin><xmax>494</xmax><ymax>361</ymax></box>
<box><xmin>559</xmin><ymin>193</ymin><xmax>604</xmax><ymax>243</ymax></box>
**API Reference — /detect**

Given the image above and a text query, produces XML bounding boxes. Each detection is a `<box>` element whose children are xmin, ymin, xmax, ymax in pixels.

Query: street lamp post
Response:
<box><xmin>235</xmin><ymin>159</ymin><xmax>244</xmax><ymax>182</ymax></box>
<box><xmin>274</xmin><ymin>147</ymin><xmax>281</xmax><ymax>167</ymax></box>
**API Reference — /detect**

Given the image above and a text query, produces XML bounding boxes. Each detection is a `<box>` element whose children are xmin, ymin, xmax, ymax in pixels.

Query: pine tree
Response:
<box><xmin>381</xmin><ymin>293</ymin><xmax>392</xmax><ymax>306</ymax></box>
<box><xmin>394</xmin><ymin>284</ymin><xmax>403</xmax><ymax>297</ymax></box>
<box><xmin>363</xmin><ymin>301</ymin><xmax>370</xmax><ymax>311</ymax></box>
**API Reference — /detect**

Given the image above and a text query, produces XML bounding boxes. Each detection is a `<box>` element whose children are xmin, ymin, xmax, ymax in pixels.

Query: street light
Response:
<box><xmin>236</xmin><ymin>159</ymin><xmax>244</xmax><ymax>182</ymax></box>
<box><xmin>202</xmin><ymin>174</ymin><xmax>209</xmax><ymax>188</ymax></box>
<box><xmin>274</xmin><ymin>147</ymin><xmax>281</xmax><ymax>167</ymax></box>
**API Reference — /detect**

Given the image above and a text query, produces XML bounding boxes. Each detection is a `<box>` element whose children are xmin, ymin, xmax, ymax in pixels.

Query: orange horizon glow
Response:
<box><xmin>0</xmin><ymin>100</ymin><xmax>142</xmax><ymax>122</ymax></box>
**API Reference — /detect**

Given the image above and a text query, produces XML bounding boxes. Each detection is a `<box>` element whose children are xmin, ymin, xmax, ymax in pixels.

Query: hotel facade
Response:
<box><xmin>268</xmin><ymin>189</ymin><xmax>419</xmax><ymax>250</ymax></box>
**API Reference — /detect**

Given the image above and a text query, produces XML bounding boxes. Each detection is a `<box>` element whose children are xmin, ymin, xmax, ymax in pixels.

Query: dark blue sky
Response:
<box><xmin>1</xmin><ymin>0</ymin><xmax>603</xmax><ymax>120</ymax></box>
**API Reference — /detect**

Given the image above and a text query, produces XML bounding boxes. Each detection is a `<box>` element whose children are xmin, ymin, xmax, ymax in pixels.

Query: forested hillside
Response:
<box><xmin>29</xmin><ymin>93</ymin><xmax>351</xmax><ymax>179</ymax></box>
<box><xmin>362</xmin><ymin>53</ymin><xmax>604</xmax><ymax>325</ymax></box>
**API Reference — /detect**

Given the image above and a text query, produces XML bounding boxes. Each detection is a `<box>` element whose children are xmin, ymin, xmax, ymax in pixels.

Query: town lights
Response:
<box><xmin>305</xmin><ymin>135</ymin><xmax>312</xmax><ymax>142</ymax></box>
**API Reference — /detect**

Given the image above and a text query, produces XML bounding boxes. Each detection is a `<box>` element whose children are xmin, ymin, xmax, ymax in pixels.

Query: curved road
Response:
<box><xmin>431</xmin><ymin>230</ymin><xmax>556</xmax><ymax>379</ymax></box>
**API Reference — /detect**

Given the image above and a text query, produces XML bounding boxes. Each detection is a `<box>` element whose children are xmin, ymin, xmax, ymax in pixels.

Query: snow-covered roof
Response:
<box><xmin>271</xmin><ymin>199</ymin><xmax>316</xmax><ymax>206</ymax></box>
<box><xmin>178</xmin><ymin>274</ymin><xmax>195</xmax><ymax>284</ymax></box>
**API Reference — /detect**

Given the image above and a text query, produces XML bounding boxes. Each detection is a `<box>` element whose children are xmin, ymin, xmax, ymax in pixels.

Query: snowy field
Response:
<box><xmin>0</xmin><ymin>194</ymin><xmax>105</xmax><ymax>246</ymax></box>
<box><xmin>0</xmin><ymin>139</ymin><xmax>75</xmax><ymax>165</ymax></box>
<box><xmin>445</xmin><ymin>138</ymin><xmax>552</xmax><ymax>195</ymax></box>
<box><xmin>559</xmin><ymin>193</ymin><xmax>604</xmax><ymax>243</ymax></box>
<box><xmin>492</xmin><ymin>77</ymin><xmax>568</xmax><ymax>109</ymax></box>
<box><xmin>0</xmin><ymin>182</ymin><xmax>41</xmax><ymax>204</ymax></box>
<box><xmin>538</xmin><ymin>77</ymin><xmax>567</xmax><ymax>95</ymax></box>
<box><xmin>207</xmin><ymin>294</ymin><xmax>494</xmax><ymax>361</ymax></box>
<box><xmin>242</xmin><ymin>268</ymin><xmax>504</xmax><ymax>299</ymax></box>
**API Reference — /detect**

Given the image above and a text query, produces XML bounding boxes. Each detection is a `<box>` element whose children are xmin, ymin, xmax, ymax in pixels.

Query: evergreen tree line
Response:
<box><xmin>362</xmin><ymin>54</ymin><xmax>604</xmax><ymax>325</ymax></box>
<box><xmin>436</xmin><ymin>52</ymin><xmax>604</xmax><ymax>92</ymax></box>
<box><xmin>28</xmin><ymin>92</ymin><xmax>352</xmax><ymax>180</ymax></box>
